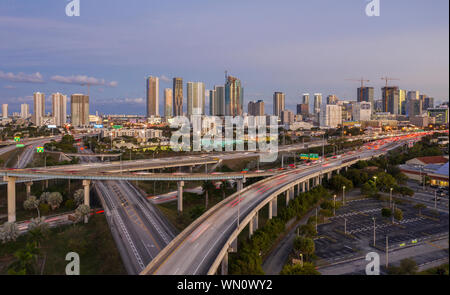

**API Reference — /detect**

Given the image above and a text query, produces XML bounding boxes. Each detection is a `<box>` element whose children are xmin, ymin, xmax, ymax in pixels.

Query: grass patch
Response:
<box><xmin>0</xmin><ymin>214</ymin><xmax>126</xmax><ymax>275</ymax></box>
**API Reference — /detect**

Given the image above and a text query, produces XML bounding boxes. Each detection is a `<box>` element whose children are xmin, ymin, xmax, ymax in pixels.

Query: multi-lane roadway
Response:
<box><xmin>78</xmin><ymin>147</ymin><xmax>177</xmax><ymax>274</ymax></box>
<box><xmin>142</xmin><ymin>135</ymin><xmax>425</xmax><ymax>275</ymax></box>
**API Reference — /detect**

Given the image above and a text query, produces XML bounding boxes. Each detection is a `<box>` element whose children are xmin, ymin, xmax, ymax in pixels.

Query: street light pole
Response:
<box><xmin>342</xmin><ymin>186</ymin><xmax>346</xmax><ymax>206</ymax></box>
<box><xmin>390</xmin><ymin>187</ymin><xmax>393</xmax><ymax>209</ymax></box>
<box><xmin>435</xmin><ymin>190</ymin><xmax>437</xmax><ymax>209</ymax></box>
<box><xmin>344</xmin><ymin>218</ymin><xmax>347</xmax><ymax>234</ymax></box>
<box><xmin>386</xmin><ymin>235</ymin><xmax>389</xmax><ymax>268</ymax></box>
<box><xmin>315</xmin><ymin>208</ymin><xmax>318</xmax><ymax>232</ymax></box>
<box><xmin>333</xmin><ymin>194</ymin><xmax>336</xmax><ymax>216</ymax></box>
<box><xmin>372</xmin><ymin>217</ymin><xmax>376</xmax><ymax>246</ymax></box>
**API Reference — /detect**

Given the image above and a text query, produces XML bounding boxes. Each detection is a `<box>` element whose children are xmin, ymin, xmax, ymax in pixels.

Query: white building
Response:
<box><xmin>320</xmin><ymin>104</ymin><xmax>342</xmax><ymax>128</ymax></box>
<box><xmin>187</xmin><ymin>82</ymin><xmax>205</xmax><ymax>116</ymax></box>
<box><xmin>52</xmin><ymin>92</ymin><xmax>67</xmax><ymax>126</ymax></box>
<box><xmin>2</xmin><ymin>104</ymin><xmax>8</xmax><ymax>119</ymax></box>
<box><xmin>33</xmin><ymin>92</ymin><xmax>45</xmax><ymax>126</ymax></box>
<box><xmin>352</xmin><ymin>101</ymin><xmax>372</xmax><ymax>121</ymax></box>
<box><xmin>20</xmin><ymin>103</ymin><xmax>30</xmax><ymax>119</ymax></box>
<box><xmin>314</xmin><ymin>93</ymin><xmax>322</xmax><ymax>114</ymax></box>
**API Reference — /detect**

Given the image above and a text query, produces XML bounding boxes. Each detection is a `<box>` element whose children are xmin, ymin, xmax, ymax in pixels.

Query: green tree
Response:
<box><xmin>361</xmin><ymin>181</ymin><xmax>378</xmax><ymax>197</ymax></box>
<box><xmin>414</xmin><ymin>203</ymin><xmax>427</xmax><ymax>216</ymax></box>
<box><xmin>47</xmin><ymin>192</ymin><xmax>63</xmax><ymax>210</ymax></box>
<box><xmin>293</xmin><ymin>236</ymin><xmax>315</xmax><ymax>260</ymax></box>
<box><xmin>280</xmin><ymin>262</ymin><xmax>320</xmax><ymax>275</ymax></box>
<box><xmin>329</xmin><ymin>175</ymin><xmax>353</xmax><ymax>193</ymax></box>
<box><xmin>381</xmin><ymin>208</ymin><xmax>392</xmax><ymax>218</ymax></box>
<box><xmin>297</xmin><ymin>224</ymin><xmax>317</xmax><ymax>238</ymax></box>
<box><xmin>388</xmin><ymin>258</ymin><xmax>418</xmax><ymax>275</ymax></box>
<box><xmin>23</xmin><ymin>195</ymin><xmax>41</xmax><ymax>218</ymax></box>
<box><xmin>394</xmin><ymin>208</ymin><xmax>403</xmax><ymax>221</ymax></box>
<box><xmin>7</xmin><ymin>242</ymin><xmax>39</xmax><ymax>275</ymax></box>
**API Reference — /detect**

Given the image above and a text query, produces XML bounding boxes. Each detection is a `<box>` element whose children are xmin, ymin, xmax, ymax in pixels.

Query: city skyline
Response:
<box><xmin>0</xmin><ymin>0</ymin><xmax>448</xmax><ymax>115</ymax></box>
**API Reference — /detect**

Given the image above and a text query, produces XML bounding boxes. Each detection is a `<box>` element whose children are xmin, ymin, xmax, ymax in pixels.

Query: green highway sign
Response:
<box><xmin>16</xmin><ymin>144</ymin><xmax>25</xmax><ymax>147</ymax></box>
<box><xmin>36</xmin><ymin>146</ymin><xmax>44</xmax><ymax>153</ymax></box>
<box><xmin>300</xmin><ymin>154</ymin><xmax>309</xmax><ymax>160</ymax></box>
<box><xmin>309</xmin><ymin>153</ymin><xmax>319</xmax><ymax>160</ymax></box>
<box><xmin>14</xmin><ymin>136</ymin><xmax>21</xmax><ymax>142</ymax></box>
<box><xmin>112</xmin><ymin>125</ymin><xmax>123</xmax><ymax>129</ymax></box>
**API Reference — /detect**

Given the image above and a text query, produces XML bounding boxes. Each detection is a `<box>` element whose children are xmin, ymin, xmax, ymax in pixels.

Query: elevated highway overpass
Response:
<box><xmin>140</xmin><ymin>135</ymin><xmax>426</xmax><ymax>275</ymax></box>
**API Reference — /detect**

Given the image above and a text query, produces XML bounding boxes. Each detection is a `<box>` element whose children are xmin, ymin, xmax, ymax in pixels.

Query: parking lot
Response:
<box><xmin>315</xmin><ymin>197</ymin><xmax>449</xmax><ymax>267</ymax></box>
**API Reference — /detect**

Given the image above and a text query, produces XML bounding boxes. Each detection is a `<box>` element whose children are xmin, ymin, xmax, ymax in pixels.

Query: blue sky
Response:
<box><xmin>0</xmin><ymin>0</ymin><xmax>448</xmax><ymax>115</ymax></box>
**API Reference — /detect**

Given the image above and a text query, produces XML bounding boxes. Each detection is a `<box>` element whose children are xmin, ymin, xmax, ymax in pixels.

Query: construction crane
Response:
<box><xmin>380</xmin><ymin>77</ymin><xmax>400</xmax><ymax>112</ymax></box>
<box><xmin>81</xmin><ymin>83</ymin><xmax>91</xmax><ymax>97</ymax></box>
<box><xmin>346</xmin><ymin>78</ymin><xmax>370</xmax><ymax>102</ymax></box>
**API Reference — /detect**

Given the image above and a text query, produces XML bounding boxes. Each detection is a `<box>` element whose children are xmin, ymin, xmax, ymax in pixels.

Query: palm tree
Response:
<box><xmin>202</xmin><ymin>181</ymin><xmax>215</xmax><ymax>209</ymax></box>
<box><xmin>23</xmin><ymin>195</ymin><xmax>40</xmax><ymax>218</ymax></box>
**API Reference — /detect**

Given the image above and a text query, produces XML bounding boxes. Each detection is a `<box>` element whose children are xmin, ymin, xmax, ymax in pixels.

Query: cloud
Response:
<box><xmin>50</xmin><ymin>75</ymin><xmax>118</xmax><ymax>87</ymax></box>
<box><xmin>160</xmin><ymin>75</ymin><xmax>171</xmax><ymax>83</ymax></box>
<box><xmin>3</xmin><ymin>85</ymin><xmax>16</xmax><ymax>89</ymax></box>
<box><xmin>97</xmin><ymin>97</ymin><xmax>145</xmax><ymax>105</ymax></box>
<box><xmin>0</xmin><ymin>70</ymin><xmax>44</xmax><ymax>83</ymax></box>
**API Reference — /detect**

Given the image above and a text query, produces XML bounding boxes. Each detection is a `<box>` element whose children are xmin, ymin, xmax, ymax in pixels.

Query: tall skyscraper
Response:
<box><xmin>408</xmin><ymin>99</ymin><xmax>422</xmax><ymax>118</ymax></box>
<box><xmin>187</xmin><ymin>82</ymin><xmax>205</xmax><ymax>116</ymax></box>
<box><xmin>327</xmin><ymin>95</ymin><xmax>338</xmax><ymax>105</ymax></box>
<box><xmin>407</xmin><ymin>90</ymin><xmax>419</xmax><ymax>101</ymax></box>
<box><xmin>52</xmin><ymin>92</ymin><xmax>67</xmax><ymax>126</ymax></box>
<box><xmin>357</xmin><ymin>87</ymin><xmax>374</xmax><ymax>109</ymax></box>
<box><xmin>273</xmin><ymin>92</ymin><xmax>285</xmax><ymax>117</ymax></box>
<box><xmin>320</xmin><ymin>104</ymin><xmax>342</xmax><ymax>128</ymax></box>
<box><xmin>225</xmin><ymin>75</ymin><xmax>244</xmax><ymax>116</ymax></box>
<box><xmin>2</xmin><ymin>104</ymin><xmax>7</xmax><ymax>119</ymax></box>
<box><xmin>381</xmin><ymin>87</ymin><xmax>399</xmax><ymax>114</ymax></box>
<box><xmin>71</xmin><ymin>94</ymin><xmax>89</xmax><ymax>127</ymax></box>
<box><xmin>423</xmin><ymin>96</ymin><xmax>434</xmax><ymax>110</ymax></box>
<box><xmin>33</xmin><ymin>92</ymin><xmax>45</xmax><ymax>126</ymax></box>
<box><xmin>314</xmin><ymin>93</ymin><xmax>322</xmax><ymax>114</ymax></box>
<box><xmin>173</xmin><ymin>77</ymin><xmax>183</xmax><ymax>116</ymax></box>
<box><xmin>352</xmin><ymin>102</ymin><xmax>372</xmax><ymax>121</ymax></box>
<box><xmin>20</xmin><ymin>103</ymin><xmax>29</xmax><ymax>119</ymax></box>
<box><xmin>146</xmin><ymin>76</ymin><xmax>159</xmax><ymax>117</ymax></box>
<box><xmin>248</xmin><ymin>100</ymin><xmax>264</xmax><ymax>116</ymax></box>
<box><xmin>399</xmin><ymin>89</ymin><xmax>406</xmax><ymax>115</ymax></box>
<box><xmin>209</xmin><ymin>89</ymin><xmax>216</xmax><ymax>116</ymax></box>
<box><xmin>302</xmin><ymin>93</ymin><xmax>310</xmax><ymax>105</ymax></box>
<box><xmin>214</xmin><ymin>85</ymin><xmax>225</xmax><ymax>116</ymax></box>
<box><xmin>164</xmin><ymin>88</ymin><xmax>173</xmax><ymax>118</ymax></box>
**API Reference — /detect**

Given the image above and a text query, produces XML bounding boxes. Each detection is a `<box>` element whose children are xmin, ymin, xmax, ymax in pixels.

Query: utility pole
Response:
<box><xmin>344</xmin><ymin>218</ymin><xmax>347</xmax><ymax>234</ymax></box>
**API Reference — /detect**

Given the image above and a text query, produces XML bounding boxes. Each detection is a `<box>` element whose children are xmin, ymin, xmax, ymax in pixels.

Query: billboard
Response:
<box><xmin>94</xmin><ymin>124</ymin><xmax>104</xmax><ymax>128</ymax></box>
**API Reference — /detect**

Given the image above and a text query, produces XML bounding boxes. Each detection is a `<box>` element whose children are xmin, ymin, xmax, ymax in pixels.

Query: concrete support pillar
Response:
<box><xmin>177</xmin><ymin>181</ymin><xmax>184</xmax><ymax>212</ymax></box>
<box><xmin>4</xmin><ymin>176</ymin><xmax>17</xmax><ymax>223</ymax></box>
<box><xmin>25</xmin><ymin>181</ymin><xmax>33</xmax><ymax>198</ymax></box>
<box><xmin>306</xmin><ymin>180</ymin><xmax>310</xmax><ymax>191</ymax></box>
<box><xmin>221</xmin><ymin>251</ymin><xmax>229</xmax><ymax>275</ymax></box>
<box><xmin>189</xmin><ymin>166</ymin><xmax>193</xmax><ymax>173</ymax></box>
<box><xmin>82</xmin><ymin>180</ymin><xmax>90</xmax><ymax>223</ymax></box>
<box><xmin>302</xmin><ymin>182</ymin><xmax>306</xmax><ymax>192</ymax></box>
<box><xmin>327</xmin><ymin>172</ymin><xmax>332</xmax><ymax>180</ymax></box>
<box><xmin>345</xmin><ymin>166</ymin><xmax>348</xmax><ymax>172</ymax></box>
<box><xmin>316</xmin><ymin>176</ymin><xmax>320</xmax><ymax>186</ymax></box>
<box><xmin>285</xmin><ymin>189</ymin><xmax>291</xmax><ymax>206</ymax></box>
<box><xmin>45</xmin><ymin>179</ymin><xmax>48</xmax><ymax>189</ymax></box>
<box><xmin>237</xmin><ymin>179</ymin><xmax>243</xmax><ymax>191</ymax></box>
<box><xmin>337</xmin><ymin>169</ymin><xmax>340</xmax><ymax>175</ymax></box>
<box><xmin>269</xmin><ymin>196</ymin><xmax>278</xmax><ymax>219</ymax></box>
<box><xmin>290</xmin><ymin>188</ymin><xmax>295</xmax><ymax>200</ymax></box>
<box><xmin>268</xmin><ymin>200</ymin><xmax>273</xmax><ymax>220</ymax></box>
<box><xmin>253</xmin><ymin>212</ymin><xmax>259</xmax><ymax>231</ymax></box>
